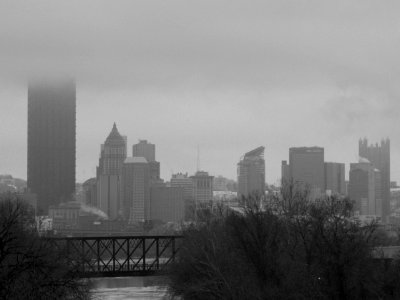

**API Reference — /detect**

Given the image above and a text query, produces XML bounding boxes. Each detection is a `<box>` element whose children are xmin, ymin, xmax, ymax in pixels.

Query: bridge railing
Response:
<box><xmin>48</xmin><ymin>235</ymin><xmax>183</xmax><ymax>277</ymax></box>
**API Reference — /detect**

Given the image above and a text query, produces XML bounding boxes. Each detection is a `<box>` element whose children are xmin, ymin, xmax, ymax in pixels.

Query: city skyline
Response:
<box><xmin>1</xmin><ymin>103</ymin><xmax>399</xmax><ymax>185</ymax></box>
<box><xmin>1</xmin><ymin>2</ymin><xmax>400</xmax><ymax>298</ymax></box>
<box><xmin>1</xmin><ymin>1</ymin><xmax>400</xmax><ymax>184</ymax></box>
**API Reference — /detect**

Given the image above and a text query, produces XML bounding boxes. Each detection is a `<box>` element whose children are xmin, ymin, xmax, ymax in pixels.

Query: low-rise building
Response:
<box><xmin>49</xmin><ymin>201</ymin><xmax>81</xmax><ymax>230</ymax></box>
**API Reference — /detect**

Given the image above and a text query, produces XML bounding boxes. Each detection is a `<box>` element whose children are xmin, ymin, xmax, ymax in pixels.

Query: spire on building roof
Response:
<box><xmin>105</xmin><ymin>122</ymin><xmax>125</xmax><ymax>145</ymax></box>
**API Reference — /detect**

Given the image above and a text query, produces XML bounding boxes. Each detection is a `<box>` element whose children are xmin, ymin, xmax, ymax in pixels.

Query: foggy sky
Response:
<box><xmin>0</xmin><ymin>0</ymin><xmax>399</xmax><ymax>184</ymax></box>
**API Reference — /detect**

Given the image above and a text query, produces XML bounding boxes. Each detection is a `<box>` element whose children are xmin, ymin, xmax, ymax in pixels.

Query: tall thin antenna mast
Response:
<box><xmin>197</xmin><ymin>144</ymin><xmax>200</xmax><ymax>172</ymax></box>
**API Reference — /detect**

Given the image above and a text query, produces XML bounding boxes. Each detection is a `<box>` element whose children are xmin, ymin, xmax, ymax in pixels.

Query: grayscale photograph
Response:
<box><xmin>0</xmin><ymin>1</ymin><xmax>399</xmax><ymax>299</ymax></box>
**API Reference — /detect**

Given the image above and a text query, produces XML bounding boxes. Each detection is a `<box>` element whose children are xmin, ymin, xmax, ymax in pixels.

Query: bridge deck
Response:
<box><xmin>50</xmin><ymin>236</ymin><xmax>400</xmax><ymax>278</ymax></box>
<box><xmin>50</xmin><ymin>235</ymin><xmax>183</xmax><ymax>278</ymax></box>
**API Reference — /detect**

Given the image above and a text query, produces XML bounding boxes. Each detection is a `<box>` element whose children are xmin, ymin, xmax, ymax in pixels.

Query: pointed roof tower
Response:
<box><xmin>105</xmin><ymin>122</ymin><xmax>125</xmax><ymax>146</ymax></box>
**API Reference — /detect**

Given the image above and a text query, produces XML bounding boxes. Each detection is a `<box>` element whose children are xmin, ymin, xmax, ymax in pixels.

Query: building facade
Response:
<box><xmin>122</xmin><ymin>157</ymin><xmax>150</xmax><ymax>223</ymax></box>
<box><xmin>150</xmin><ymin>186</ymin><xmax>184</xmax><ymax>223</ymax></box>
<box><xmin>48</xmin><ymin>201</ymin><xmax>81</xmax><ymax>230</ymax></box>
<box><xmin>132</xmin><ymin>140</ymin><xmax>160</xmax><ymax>185</ymax></box>
<box><xmin>132</xmin><ymin>140</ymin><xmax>155</xmax><ymax>162</ymax></box>
<box><xmin>324</xmin><ymin>162</ymin><xmax>346</xmax><ymax>196</ymax></box>
<box><xmin>237</xmin><ymin>147</ymin><xmax>265</xmax><ymax>199</ymax></box>
<box><xmin>288</xmin><ymin>147</ymin><xmax>325</xmax><ymax>196</ymax></box>
<box><xmin>171</xmin><ymin>173</ymin><xmax>193</xmax><ymax>201</ymax></box>
<box><xmin>191</xmin><ymin>171</ymin><xmax>214</xmax><ymax>204</ymax></box>
<box><xmin>171</xmin><ymin>173</ymin><xmax>194</xmax><ymax>220</ymax></box>
<box><xmin>96</xmin><ymin>123</ymin><xmax>127</xmax><ymax>219</ymax></box>
<box><xmin>359</xmin><ymin>138</ymin><xmax>390</xmax><ymax>222</ymax></box>
<box><xmin>348</xmin><ymin>162</ymin><xmax>382</xmax><ymax>218</ymax></box>
<box><xmin>27</xmin><ymin>79</ymin><xmax>76</xmax><ymax>215</ymax></box>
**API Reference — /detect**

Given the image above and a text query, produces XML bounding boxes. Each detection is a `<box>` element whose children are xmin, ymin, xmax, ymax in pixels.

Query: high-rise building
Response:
<box><xmin>171</xmin><ymin>173</ymin><xmax>193</xmax><ymax>202</ymax></box>
<box><xmin>132</xmin><ymin>140</ymin><xmax>155</xmax><ymax>162</ymax></box>
<box><xmin>190</xmin><ymin>171</ymin><xmax>214</xmax><ymax>204</ymax></box>
<box><xmin>27</xmin><ymin>79</ymin><xmax>76</xmax><ymax>215</ymax></box>
<box><xmin>237</xmin><ymin>147</ymin><xmax>265</xmax><ymax>198</ymax></box>
<box><xmin>171</xmin><ymin>172</ymin><xmax>194</xmax><ymax>220</ymax></box>
<box><xmin>132</xmin><ymin>140</ymin><xmax>160</xmax><ymax>185</ymax></box>
<box><xmin>359</xmin><ymin>138</ymin><xmax>390</xmax><ymax>221</ymax></box>
<box><xmin>149</xmin><ymin>161</ymin><xmax>161</xmax><ymax>183</ymax></box>
<box><xmin>96</xmin><ymin>123</ymin><xmax>127</xmax><ymax>219</ymax></box>
<box><xmin>122</xmin><ymin>157</ymin><xmax>150</xmax><ymax>223</ymax></box>
<box><xmin>324</xmin><ymin>162</ymin><xmax>346</xmax><ymax>196</ymax></box>
<box><xmin>288</xmin><ymin>147</ymin><xmax>325</xmax><ymax>196</ymax></box>
<box><xmin>349</xmin><ymin>161</ymin><xmax>382</xmax><ymax>218</ymax></box>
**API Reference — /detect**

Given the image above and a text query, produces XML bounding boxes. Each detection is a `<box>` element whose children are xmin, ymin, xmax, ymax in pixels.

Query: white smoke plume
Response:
<box><xmin>359</xmin><ymin>156</ymin><xmax>371</xmax><ymax>164</ymax></box>
<box><xmin>80</xmin><ymin>204</ymin><xmax>108</xmax><ymax>220</ymax></box>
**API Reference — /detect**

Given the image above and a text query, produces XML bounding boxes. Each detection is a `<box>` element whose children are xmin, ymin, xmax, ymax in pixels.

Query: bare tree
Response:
<box><xmin>168</xmin><ymin>183</ymin><xmax>400</xmax><ymax>299</ymax></box>
<box><xmin>0</xmin><ymin>193</ymin><xmax>91</xmax><ymax>300</ymax></box>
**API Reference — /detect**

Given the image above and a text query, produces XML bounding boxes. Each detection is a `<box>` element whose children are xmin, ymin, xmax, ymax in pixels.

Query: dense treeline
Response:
<box><xmin>0</xmin><ymin>193</ymin><xmax>90</xmax><ymax>300</ymax></box>
<box><xmin>168</xmin><ymin>185</ymin><xmax>400</xmax><ymax>300</ymax></box>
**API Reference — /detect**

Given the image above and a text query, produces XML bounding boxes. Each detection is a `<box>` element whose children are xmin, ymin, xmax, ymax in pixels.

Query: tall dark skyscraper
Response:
<box><xmin>288</xmin><ymin>147</ymin><xmax>325</xmax><ymax>196</ymax></box>
<box><xmin>359</xmin><ymin>138</ymin><xmax>390</xmax><ymax>222</ymax></box>
<box><xmin>237</xmin><ymin>147</ymin><xmax>265</xmax><ymax>198</ymax></box>
<box><xmin>122</xmin><ymin>157</ymin><xmax>150</xmax><ymax>223</ymax></box>
<box><xmin>324</xmin><ymin>162</ymin><xmax>346</xmax><ymax>196</ymax></box>
<box><xmin>27</xmin><ymin>79</ymin><xmax>76</xmax><ymax>215</ymax></box>
<box><xmin>349</xmin><ymin>161</ymin><xmax>382</xmax><ymax>218</ymax></box>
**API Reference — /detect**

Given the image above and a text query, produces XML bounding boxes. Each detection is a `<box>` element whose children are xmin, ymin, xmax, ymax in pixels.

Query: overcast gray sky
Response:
<box><xmin>0</xmin><ymin>0</ymin><xmax>399</xmax><ymax>184</ymax></box>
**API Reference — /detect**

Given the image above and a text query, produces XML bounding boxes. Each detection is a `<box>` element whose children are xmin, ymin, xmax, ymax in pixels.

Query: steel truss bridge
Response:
<box><xmin>48</xmin><ymin>236</ymin><xmax>400</xmax><ymax>279</ymax></box>
<box><xmin>50</xmin><ymin>236</ymin><xmax>182</xmax><ymax>278</ymax></box>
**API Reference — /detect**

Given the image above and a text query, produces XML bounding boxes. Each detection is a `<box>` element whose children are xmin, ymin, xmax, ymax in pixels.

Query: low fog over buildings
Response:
<box><xmin>27</xmin><ymin>79</ymin><xmax>76</xmax><ymax>215</ymax></box>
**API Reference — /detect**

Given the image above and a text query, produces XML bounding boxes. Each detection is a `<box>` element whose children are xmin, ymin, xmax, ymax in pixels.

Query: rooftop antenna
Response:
<box><xmin>197</xmin><ymin>144</ymin><xmax>200</xmax><ymax>172</ymax></box>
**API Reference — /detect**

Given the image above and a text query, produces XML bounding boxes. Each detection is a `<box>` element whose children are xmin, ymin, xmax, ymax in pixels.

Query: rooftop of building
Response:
<box><xmin>171</xmin><ymin>172</ymin><xmax>189</xmax><ymax>179</ymax></box>
<box><xmin>359</xmin><ymin>137</ymin><xmax>390</xmax><ymax>147</ymax></box>
<box><xmin>134</xmin><ymin>139</ymin><xmax>154</xmax><ymax>146</ymax></box>
<box><xmin>289</xmin><ymin>146</ymin><xmax>324</xmax><ymax>153</ymax></box>
<box><xmin>124</xmin><ymin>156</ymin><xmax>148</xmax><ymax>164</ymax></box>
<box><xmin>244</xmin><ymin>146</ymin><xmax>265</xmax><ymax>158</ymax></box>
<box><xmin>191</xmin><ymin>171</ymin><xmax>213</xmax><ymax>178</ymax></box>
